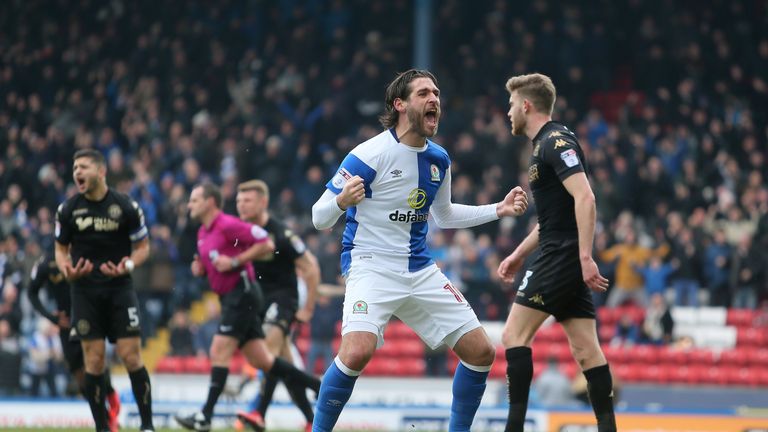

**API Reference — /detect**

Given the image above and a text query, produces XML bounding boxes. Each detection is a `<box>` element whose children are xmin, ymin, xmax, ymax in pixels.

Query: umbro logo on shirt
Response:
<box><xmin>390</xmin><ymin>169</ymin><xmax>403</xmax><ymax>178</ymax></box>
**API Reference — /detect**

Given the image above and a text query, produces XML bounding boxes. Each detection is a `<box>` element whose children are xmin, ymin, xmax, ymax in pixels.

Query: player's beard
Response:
<box><xmin>407</xmin><ymin>107</ymin><xmax>439</xmax><ymax>138</ymax></box>
<box><xmin>511</xmin><ymin>109</ymin><xmax>527</xmax><ymax>136</ymax></box>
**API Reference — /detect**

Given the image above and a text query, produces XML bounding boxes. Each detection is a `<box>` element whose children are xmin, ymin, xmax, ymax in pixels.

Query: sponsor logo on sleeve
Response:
<box><xmin>251</xmin><ymin>225</ymin><xmax>267</xmax><ymax>240</ymax></box>
<box><xmin>331</xmin><ymin>167</ymin><xmax>353</xmax><ymax>189</ymax></box>
<box><xmin>560</xmin><ymin>149</ymin><xmax>580</xmax><ymax>167</ymax></box>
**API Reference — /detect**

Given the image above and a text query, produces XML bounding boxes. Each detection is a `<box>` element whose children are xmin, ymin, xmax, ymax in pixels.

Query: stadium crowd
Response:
<box><xmin>0</xmin><ymin>0</ymin><xmax>767</xmax><ymax>395</ymax></box>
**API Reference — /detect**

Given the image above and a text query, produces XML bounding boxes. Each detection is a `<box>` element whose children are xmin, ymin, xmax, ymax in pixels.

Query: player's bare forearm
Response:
<box><xmin>512</xmin><ymin>223</ymin><xmax>540</xmax><ymax>260</ymax></box>
<box><xmin>130</xmin><ymin>237</ymin><xmax>151</xmax><ymax>267</ymax></box>
<box><xmin>573</xmin><ymin>191</ymin><xmax>597</xmax><ymax>261</ymax></box>
<box><xmin>54</xmin><ymin>241</ymin><xmax>71</xmax><ymax>273</ymax></box>
<box><xmin>297</xmin><ymin>251</ymin><xmax>321</xmax><ymax>311</ymax></box>
<box><xmin>562</xmin><ymin>173</ymin><xmax>597</xmax><ymax>261</ymax></box>
<box><xmin>238</xmin><ymin>239</ymin><xmax>276</xmax><ymax>263</ymax></box>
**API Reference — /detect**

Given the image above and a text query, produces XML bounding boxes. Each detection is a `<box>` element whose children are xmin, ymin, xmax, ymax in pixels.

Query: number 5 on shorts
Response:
<box><xmin>519</xmin><ymin>270</ymin><xmax>533</xmax><ymax>291</ymax></box>
<box><xmin>128</xmin><ymin>307</ymin><xmax>139</xmax><ymax>327</ymax></box>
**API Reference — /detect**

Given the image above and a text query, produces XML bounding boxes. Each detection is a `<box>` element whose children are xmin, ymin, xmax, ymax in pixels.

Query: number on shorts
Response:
<box><xmin>519</xmin><ymin>270</ymin><xmax>534</xmax><ymax>291</ymax></box>
<box><xmin>443</xmin><ymin>283</ymin><xmax>465</xmax><ymax>303</ymax></box>
<box><xmin>128</xmin><ymin>307</ymin><xmax>139</xmax><ymax>327</ymax></box>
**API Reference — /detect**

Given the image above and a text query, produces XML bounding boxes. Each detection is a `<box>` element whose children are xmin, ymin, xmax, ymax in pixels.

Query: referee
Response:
<box><xmin>497</xmin><ymin>74</ymin><xmax>616</xmax><ymax>432</ymax></box>
<box><xmin>174</xmin><ymin>183</ymin><xmax>320</xmax><ymax>432</ymax></box>
<box><xmin>55</xmin><ymin>149</ymin><xmax>154</xmax><ymax>432</ymax></box>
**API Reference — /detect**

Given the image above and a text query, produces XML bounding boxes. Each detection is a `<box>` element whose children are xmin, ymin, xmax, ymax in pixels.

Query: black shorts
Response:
<box><xmin>59</xmin><ymin>327</ymin><xmax>84</xmax><ymax>373</ymax></box>
<box><xmin>218</xmin><ymin>277</ymin><xmax>265</xmax><ymax>347</ymax></box>
<box><xmin>514</xmin><ymin>239</ymin><xmax>596</xmax><ymax>321</ymax></box>
<box><xmin>71</xmin><ymin>282</ymin><xmax>142</xmax><ymax>343</ymax></box>
<box><xmin>261</xmin><ymin>290</ymin><xmax>299</xmax><ymax>335</ymax></box>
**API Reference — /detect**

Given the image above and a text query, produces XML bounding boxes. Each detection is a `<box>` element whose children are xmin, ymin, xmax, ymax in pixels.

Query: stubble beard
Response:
<box><xmin>511</xmin><ymin>112</ymin><xmax>527</xmax><ymax>136</ymax></box>
<box><xmin>407</xmin><ymin>108</ymin><xmax>438</xmax><ymax>138</ymax></box>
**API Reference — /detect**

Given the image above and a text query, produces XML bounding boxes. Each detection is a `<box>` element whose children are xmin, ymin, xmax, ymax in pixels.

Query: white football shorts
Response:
<box><xmin>342</xmin><ymin>262</ymin><xmax>481</xmax><ymax>350</ymax></box>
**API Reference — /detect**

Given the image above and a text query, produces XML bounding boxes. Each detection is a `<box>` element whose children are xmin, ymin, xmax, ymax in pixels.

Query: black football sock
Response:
<box><xmin>256</xmin><ymin>373</ymin><xmax>279</xmax><ymax>415</ymax></box>
<box><xmin>584</xmin><ymin>364</ymin><xmax>617</xmax><ymax>432</ymax></box>
<box><xmin>104</xmin><ymin>369</ymin><xmax>115</xmax><ymax>394</ymax></box>
<box><xmin>84</xmin><ymin>373</ymin><xmax>108</xmax><ymax>430</ymax></box>
<box><xmin>128</xmin><ymin>367</ymin><xmax>154</xmax><ymax>429</ymax></box>
<box><xmin>269</xmin><ymin>357</ymin><xmax>321</xmax><ymax>393</ymax></box>
<box><xmin>285</xmin><ymin>377</ymin><xmax>315</xmax><ymax>423</ymax></box>
<box><xmin>505</xmin><ymin>347</ymin><xmax>533</xmax><ymax>432</ymax></box>
<box><xmin>202</xmin><ymin>366</ymin><xmax>229</xmax><ymax>420</ymax></box>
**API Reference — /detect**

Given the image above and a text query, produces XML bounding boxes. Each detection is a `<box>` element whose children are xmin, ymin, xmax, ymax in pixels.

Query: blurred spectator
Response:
<box><xmin>704</xmin><ymin>229</ymin><xmax>732</xmax><ymax>307</ymax></box>
<box><xmin>306</xmin><ymin>295</ymin><xmax>340</xmax><ymax>375</ymax></box>
<box><xmin>27</xmin><ymin>319</ymin><xmax>63</xmax><ymax>397</ymax></box>
<box><xmin>611</xmin><ymin>315</ymin><xmax>640</xmax><ymax>348</ymax></box>
<box><xmin>532</xmin><ymin>357</ymin><xmax>581</xmax><ymax>408</ymax></box>
<box><xmin>640</xmin><ymin>293</ymin><xmax>674</xmax><ymax>345</ymax></box>
<box><xmin>635</xmin><ymin>255</ymin><xmax>675</xmax><ymax>299</ymax></box>
<box><xmin>668</xmin><ymin>227</ymin><xmax>702</xmax><ymax>306</ymax></box>
<box><xmin>168</xmin><ymin>309</ymin><xmax>196</xmax><ymax>357</ymax></box>
<box><xmin>0</xmin><ymin>319</ymin><xmax>21</xmax><ymax>395</ymax></box>
<box><xmin>729</xmin><ymin>235</ymin><xmax>764</xmax><ymax>309</ymax></box>
<box><xmin>0</xmin><ymin>280</ymin><xmax>22</xmax><ymax>335</ymax></box>
<box><xmin>600</xmin><ymin>229</ymin><xmax>669</xmax><ymax>307</ymax></box>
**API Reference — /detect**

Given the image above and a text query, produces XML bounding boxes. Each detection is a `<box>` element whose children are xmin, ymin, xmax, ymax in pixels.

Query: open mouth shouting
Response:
<box><xmin>75</xmin><ymin>176</ymin><xmax>88</xmax><ymax>192</ymax></box>
<box><xmin>424</xmin><ymin>107</ymin><xmax>439</xmax><ymax>130</ymax></box>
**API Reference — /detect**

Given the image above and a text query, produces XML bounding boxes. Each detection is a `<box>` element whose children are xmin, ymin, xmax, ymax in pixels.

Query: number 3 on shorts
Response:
<box><xmin>519</xmin><ymin>270</ymin><xmax>533</xmax><ymax>291</ymax></box>
<box><xmin>128</xmin><ymin>307</ymin><xmax>139</xmax><ymax>327</ymax></box>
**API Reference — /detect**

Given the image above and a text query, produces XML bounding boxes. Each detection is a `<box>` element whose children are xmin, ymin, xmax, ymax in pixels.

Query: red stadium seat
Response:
<box><xmin>597</xmin><ymin>307</ymin><xmax>619</xmax><ymax>327</ymax></box>
<box><xmin>601</xmin><ymin>345</ymin><xmax>630</xmax><ymax>365</ymax></box>
<box><xmin>726</xmin><ymin>309</ymin><xmax>755</xmax><ymax>328</ymax></box>
<box><xmin>737</xmin><ymin>328</ymin><xmax>766</xmax><ymax>347</ymax></box>
<box><xmin>613</xmin><ymin>363</ymin><xmax>640</xmax><ymax>383</ymax></box>
<box><xmin>298</xmin><ymin>323</ymin><xmax>310</xmax><ymax>339</ymax></box>
<box><xmin>657</xmin><ymin>347</ymin><xmax>689</xmax><ymax>365</ymax></box>
<box><xmin>183</xmin><ymin>356</ymin><xmax>211</xmax><ymax>374</ymax></box>
<box><xmin>295</xmin><ymin>337</ymin><xmax>310</xmax><ymax>354</ymax></box>
<box><xmin>718</xmin><ymin>347</ymin><xmax>750</xmax><ymax>366</ymax></box>
<box><xmin>756</xmin><ymin>368</ymin><xmax>768</xmax><ymax>387</ymax></box>
<box><xmin>724</xmin><ymin>367</ymin><xmax>753</xmax><ymax>386</ymax></box>
<box><xmin>537</xmin><ymin>325</ymin><xmax>567</xmax><ymax>343</ymax></box>
<box><xmin>156</xmin><ymin>356</ymin><xmax>184</xmax><ymax>373</ymax></box>
<box><xmin>688</xmin><ymin>349</ymin><xmax>716</xmax><ymax>366</ymax></box>
<box><xmin>630</xmin><ymin>345</ymin><xmax>659</xmax><ymax>365</ymax></box>
<box><xmin>698</xmin><ymin>366</ymin><xmax>727</xmax><ymax>385</ymax></box>
<box><xmin>558</xmin><ymin>361</ymin><xmax>579</xmax><ymax>379</ymax></box>
<box><xmin>639</xmin><ymin>365</ymin><xmax>668</xmax><ymax>384</ymax></box>
<box><xmin>598</xmin><ymin>325</ymin><xmax>616</xmax><ymax>343</ymax></box>
<box><xmin>490</xmin><ymin>362</ymin><xmax>507</xmax><ymax>379</ymax></box>
<box><xmin>747</xmin><ymin>348</ymin><xmax>768</xmax><ymax>367</ymax></box>
<box><xmin>385</xmin><ymin>321</ymin><xmax>418</xmax><ymax>340</ymax></box>
<box><xmin>395</xmin><ymin>358</ymin><xmax>425</xmax><ymax>376</ymax></box>
<box><xmin>667</xmin><ymin>366</ymin><xmax>695</xmax><ymax>384</ymax></box>
<box><xmin>229</xmin><ymin>355</ymin><xmax>245</xmax><ymax>374</ymax></box>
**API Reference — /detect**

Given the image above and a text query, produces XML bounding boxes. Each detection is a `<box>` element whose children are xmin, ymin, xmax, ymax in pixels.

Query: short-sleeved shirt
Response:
<box><xmin>250</xmin><ymin>217</ymin><xmax>305</xmax><ymax>295</ymax></box>
<box><xmin>527</xmin><ymin>121</ymin><xmax>589</xmax><ymax>245</ymax></box>
<box><xmin>325</xmin><ymin>129</ymin><xmax>451</xmax><ymax>275</ymax></box>
<box><xmin>55</xmin><ymin>190</ymin><xmax>148</xmax><ymax>289</ymax></box>
<box><xmin>197</xmin><ymin>212</ymin><xmax>269</xmax><ymax>295</ymax></box>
